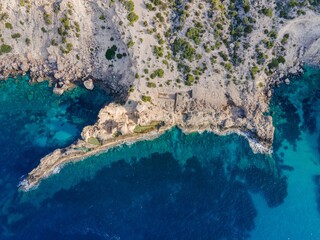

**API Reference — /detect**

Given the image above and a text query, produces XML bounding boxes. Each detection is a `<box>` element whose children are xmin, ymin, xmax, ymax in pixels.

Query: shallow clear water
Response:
<box><xmin>0</xmin><ymin>67</ymin><xmax>319</xmax><ymax>239</ymax></box>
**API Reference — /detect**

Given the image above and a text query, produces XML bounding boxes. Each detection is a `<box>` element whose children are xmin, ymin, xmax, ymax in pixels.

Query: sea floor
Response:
<box><xmin>0</xmin><ymin>67</ymin><xmax>319</xmax><ymax>239</ymax></box>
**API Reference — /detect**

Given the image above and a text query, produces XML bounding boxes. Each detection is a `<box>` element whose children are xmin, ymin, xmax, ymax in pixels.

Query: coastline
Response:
<box><xmin>0</xmin><ymin>0</ymin><xmax>319</xmax><ymax>191</ymax></box>
<box><xmin>19</xmin><ymin>126</ymin><xmax>172</xmax><ymax>191</ymax></box>
<box><xmin>19</xmin><ymin>123</ymin><xmax>272</xmax><ymax>191</ymax></box>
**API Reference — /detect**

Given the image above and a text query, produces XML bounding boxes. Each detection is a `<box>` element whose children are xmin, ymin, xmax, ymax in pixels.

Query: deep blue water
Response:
<box><xmin>0</xmin><ymin>67</ymin><xmax>319</xmax><ymax>239</ymax></box>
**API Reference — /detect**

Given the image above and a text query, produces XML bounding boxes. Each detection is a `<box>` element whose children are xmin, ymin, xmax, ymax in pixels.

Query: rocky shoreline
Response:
<box><xmin>19</xmin><ymin>126</ymin><xmax>172</xmax><ymax>191</ymax></box>
<box><xmin>19</xmin><ymin>121</ymin><xmax>273</xmax><ymax>192</ymax></box>
<box><xmin>0</xmin><ymin>0</ymin><xmax>320</xmax><ymax>190</ymax></box>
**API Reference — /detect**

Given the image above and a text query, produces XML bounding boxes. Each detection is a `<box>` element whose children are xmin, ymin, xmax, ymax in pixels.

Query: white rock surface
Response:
<box><xmin>84</xmin><ymin>79</ymin><xmax>94</xmax><ymax>90</ymax></box>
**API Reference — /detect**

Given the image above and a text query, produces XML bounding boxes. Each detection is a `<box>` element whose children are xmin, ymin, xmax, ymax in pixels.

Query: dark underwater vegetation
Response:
<box><xmin>0</xmin><ymin>66</ymin><xmax>319</xmax><ymax>239</ymax></box>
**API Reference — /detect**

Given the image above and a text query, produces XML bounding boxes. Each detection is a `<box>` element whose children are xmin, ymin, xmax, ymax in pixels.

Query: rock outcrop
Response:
<box><xmin>84</xmin><ymin>79</ymin><xmax>94</xmax><ymax>90</ymax></box>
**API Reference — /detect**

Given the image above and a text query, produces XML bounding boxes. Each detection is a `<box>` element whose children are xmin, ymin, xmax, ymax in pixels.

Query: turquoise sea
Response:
<box><xmin>0</xmin><ymin>66</ymin><xmax>319</xmax><ymax>239</ymax></box>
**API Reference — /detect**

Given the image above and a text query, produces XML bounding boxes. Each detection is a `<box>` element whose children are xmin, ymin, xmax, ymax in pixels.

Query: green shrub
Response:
<box><xmin>127</xmin><ymin>40</ymin><xmax>135</xmax><ymax>48</ymax></box>
<box><xmin>43</xmin><ymin>12</ymin><xmax>52</xmax><ymax>25</ymax></box>
<box><xmin>153</xmin><ymin>45</ymin><xmax>164</xmax><ymax>57</ymax></box>
<box><xmin>268</xmin><ymin>59</ymin><xmax>278</xmax><ymax>69</ymax></box>
<box><xmin>268</xmin><ymin>56</ymin><xmax>285</xmax><ymax>69</ymax></box>
<box><xmin>262</xmin><ymin>7</ymin><xmax>273</xmax><ymax>17</ymax></box>
<box><xmin>147</xmin><ymin>82</ymin><xmax>156</xmax><ymax>88</ymax></box>
<box><xmin>281</xmin><ymin>33</ymin><xmax>289</xmax><ymax>44</ymax></box>
<box><xmin>192</xmin><ymin>68</ymin><xmax>201</xmax><ymax>76</ymax></box>
<box><xmin>162</xmin><ymin>59</ymin><xmax>169</xmax><ymax>67</ymax></box>
<box><xmin>278</xmin><ymin>56</ymin><xmax>285</xmax><ymax>64</ymax></box>
<box><xmin>225</xmin><ymin>62</ymin><xmax>233</xmax><ymax>71</ymax></box>
<box><xmin>5</xmin><ymin>22</ymin><xmax>12</xmax><ymax>29</ymax></box>
<box><xmin>151</xmin><ymin>0</ymin><xmax>162</xmax><ymax>5</ymax></box>
<box><xmin>51</xmin><ymin>39</ymin><xmax>58</xmax><ymax>46</ymax></box>
<box><xmin>263</xmin><ymin>40</ymin><xmax>273</xmax><ymax>49</ymax></box>
<box><xmin>105</xmin><ymin>45</ymin><xmax>117</xmax><ymax>60</ymax></box>
<box><xmin>244</xmin><ymin>25</ymin><xmax>253</xmax><ymax>33</ymax></box>
<box><xmin>268</xmin><ymin>30</ymin><xmax>277</xmax><ymax>39</ymax></box>
<box><xmin>186</xmin><ymin>27</ymin><xmax>201</xmax><ymax>45</ymax></box>
<box><xmin>218</xmin><ymin>51</ymin><xmax>228</xmax><ymax>61</ymax></box>
<box><xmin>150</xmin><ymin>69</ymin><xmax>164</xmax><ymax>78</ymax></box>
<box><xmin>0</xmin><ymin>44</ymin><xmax>12</xmax><ymax>55</ymax></box>
<box><xmin>74</xmin><ymin>21</ymin><xmax>80</xmax><ymax>32</ymax></box>
<box><xmin>0</xmin><ymin>13</ymin><xmax>9</xmax><ymax>21</ymax></box>
<box><xmin>53</xmin><ymin>4</ymin><xmax>60</xmax><ymax>14</ymax></box>
<box><xmin>123</xmin><ymin>0</ymin><xmax>135</xmax><ymax>12</ymax></box>
<box><xmin>185</xmin><ymin>74</ymin><xmax>194</xmax><ymax>86</ymax></box>
<box><xmin>58</xmin><ymin>27</ymin><xmax>64</xmax><ymax>35</ymax></box>
<box><xmin>145</xmin><ymin>3</ymin><xmax>155</xmax><ymax>11</ymax></box>
<box><xmin>173</xmin><ymin>38</ymin><xmax>196</xmax><ymax>62</ymax></box>
<box><xmin>127</xmin><ymin>12</ymin><xmax>139</xmax><ymax>24</ymax></box>
<box><xmin>25</xmin><ymin>38</ymin><xmax>31</xmax><ymax>46</ymax></box>
<box><xmin>243</xmin><ymin>0</ymin><xmax>250</xmax><ymax>13</ymax></box>
<box><xmin>11</xmin><ymin>33</ymin><xmax>21</xmax><ymax>39</ymax></box>
<box><xmin>66</xmin><ymin>43</ymin><xmax>73</xmax><ymax>52</ymax></box>
<box><xmin>216</xmin><ymin>23</ymin><xmax>223</xmax><ymax>30</ymax></box>
<box><xmin>150</xmin><ymin>72</ymin><xmax>156</xmax><ymax>79</ymax></box>
<box><xmin>156</xmin><ymin>12</ymin><xmax>164</xmax><ymax>22</ymax></box>
<box><xmin>289</xmin><ymin>0</ymin><xmax>299</xmax><ymax>7</ymax></box>
<box><xmin>141</xmin><ymin>95</ymin><xmax>152</xmax><ymax>102</ymax></box>
<box><xmin>251</xmin><ymin>65</ymin><xmax>259</xmax><ymax>78</ymax></box>
<box><xmin>60</xmin><ymin>16</ymin><xmax>70</xmax><ymax>30</ymax></box>
<box><xmin>156</xmin><ymin>68</ymin><xmax>164</xmax><ymax>77</ymax></box>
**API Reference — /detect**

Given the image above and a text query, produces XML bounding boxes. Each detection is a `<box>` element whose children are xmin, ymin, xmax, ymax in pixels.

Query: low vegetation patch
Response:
<box><xmin>173</xmin><ymin>38</ymin><xmax>196</xmax><ymax>62</ymax></box>
<box><xmin>0</xmin><ymin>44</ymin><xmax>12</xmax><ymax>55</ymax></box>
<box><xmin>268</xmin><ymin>56</ymin><xmax>285</xmax><ymax>70</ymax></box>
<box><xmin>105</xmin><ymin>45</ymin><xmax>117</xmax><ymax>60</ymax></box>
<box><xmin>281</xmin><ymin>33</ymin><xmax>290</xmax><ymax>45</ymax></box>
<box><xmin>141</xmin><ymin>95</ymin><xmax>152</xmax><ymax>103</ymax></box>
<box><xmin>133</xmin><ymin>121</ymin><xmax>161</xmax><ymax>133</ymax></box>
<box><xmin>87</xmin><ymin>137</ymin><xmax>101</xmax><ymax>146</ymax></box>
<box><xmin>186</xmin><ymin>27</ymin><xmax>201</xmax><ymax>45</ymax></box>
<box><xmin>5</xmin><ymin>22</ymin><xmax>12</xmax><ymax>29</ymax></box>
<box><xmin>127</xmin><ymin>12</ymin><xmax>139</xmax><ymax>25</ymax></box>
<box><xmin>11</xmin><ymin>33</ymin><xmax>21</xmax><ymax>39</ymax></box>
<box><xmin>147</xmin><ymin>82</ymin><xmax>157</xmax><ymax>88</ymax></box>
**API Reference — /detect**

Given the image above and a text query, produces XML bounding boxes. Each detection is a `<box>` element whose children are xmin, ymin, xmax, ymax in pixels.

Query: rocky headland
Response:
<box><xmin>0</xmin><ymin>0</ymin><xmax>319</xmax><ymax>190</ymax></box>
